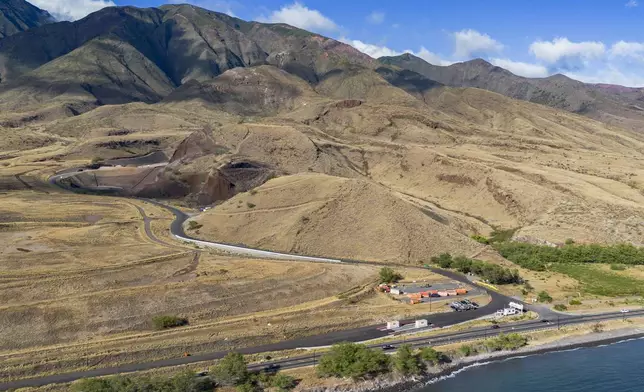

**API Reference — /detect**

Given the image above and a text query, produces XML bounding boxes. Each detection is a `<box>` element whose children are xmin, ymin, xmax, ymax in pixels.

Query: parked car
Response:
<box><xmin>491</xmin><ymin>324</ymin><xmax>500</xmax><ymax>329</ymax></box>
<box><xmin>621</xmin><ymin>309</ymin><xmax>630</xmax><ymax>313</ymax></box>
<box><xmin>382</xmin><ymin>344</ymin><xmax>396</xmax><ymax>350</ymax></box>
<box><xmin>541</xmin><ymin>319</ymin><xmax>550</xmax><ymax>323</ymax></box>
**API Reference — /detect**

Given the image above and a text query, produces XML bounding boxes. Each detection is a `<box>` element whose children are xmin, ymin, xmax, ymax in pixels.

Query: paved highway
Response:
<box><xmin>2</xmin><ymin>309</ymin><xmax>642</xmax><ymax>390</ymax></box>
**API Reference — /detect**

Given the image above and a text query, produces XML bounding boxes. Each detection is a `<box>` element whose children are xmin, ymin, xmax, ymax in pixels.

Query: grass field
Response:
<box><xmin>550</xmin><ymin>263</ymin><xmax>644</xmax><ymax>297</ymax></box>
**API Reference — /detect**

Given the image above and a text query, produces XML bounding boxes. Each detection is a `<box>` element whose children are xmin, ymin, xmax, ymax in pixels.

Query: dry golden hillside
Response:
<box><xmin>189</xmin><ymin>173</ymin><xmax>483</xmax><ymax>263</ymax></box>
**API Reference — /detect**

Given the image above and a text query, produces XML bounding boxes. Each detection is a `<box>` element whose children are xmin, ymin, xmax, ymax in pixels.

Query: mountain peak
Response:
<box><xmin>0</xmin><ymin>0</ymin><xmax>54</xmax><ymax>38</ymax></box>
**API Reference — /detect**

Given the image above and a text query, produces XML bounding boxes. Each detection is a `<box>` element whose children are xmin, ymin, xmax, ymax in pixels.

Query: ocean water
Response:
<box><xmin>417</xmin><ymin>338</ymin><xmax>644</xmax><ymax>392</ymax></box>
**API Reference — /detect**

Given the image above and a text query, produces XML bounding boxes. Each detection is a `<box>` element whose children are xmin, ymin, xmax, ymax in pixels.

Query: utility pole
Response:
<box><xmin>313</xmin><ymin>350</ymin><xmax>316</xmax><ymax>367</ymax></box>
<box><xmin>557</xmin><ymin>315</ymin><xmax>560</xmax><ymax>330</ymax></box>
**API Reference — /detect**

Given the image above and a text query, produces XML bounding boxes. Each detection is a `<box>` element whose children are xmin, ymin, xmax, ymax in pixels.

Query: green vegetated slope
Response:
<box><xmin>497</xmin><ymin>242</ymin><xmax>644</xmax><ymax>296</ymax></box>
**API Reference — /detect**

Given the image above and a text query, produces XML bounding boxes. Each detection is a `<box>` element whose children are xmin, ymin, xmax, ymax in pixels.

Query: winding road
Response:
<box><xmin>0</xmin><ymin>165</ymin><xmax>602</xmax><ymax>390</ymax></box>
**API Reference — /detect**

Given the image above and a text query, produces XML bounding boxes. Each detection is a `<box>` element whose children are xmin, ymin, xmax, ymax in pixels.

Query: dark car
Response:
<box><xmin>541</xmin><ymin>319</ymin><xmax>550</xmax><ymax>323</ymax></box>
<box><xmin>265</xmin><ymin>364</ymin><xmax>281</xmax><ymax>372</ymax></box>
<box><xmin>491</xmin><ymin>324</ymin><xmax>500</xmax><ymax>329</ymax></box>
<box><xmin>382</xmin><ymin>344</ymin><xmax>396</xmax><ymax>350</ymax></box>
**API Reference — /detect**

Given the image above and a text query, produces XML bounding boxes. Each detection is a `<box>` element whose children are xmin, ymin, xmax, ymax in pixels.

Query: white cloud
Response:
<box><xmin>258</xmin><ymin>2</ymin><xmax>338</xmax><ymax>32</ymax></box>
<box><xmin>529</xmin><ymin>37</ymin><xmax>605</xmax><ymax>66</ymax></box>
<box><xmin>340</xmin><ymin>38</ymin><xmax>400</xmax><ymax>58</ymax></box>
<box><xmin>166</xmin><ymin>1</ymin><xmax>237</xmax><ymax>17</ymax></box>
<box><xmin>626</xmin><ymin>0</ymin><xmax>639</xmax><ymax>7</ymax></box>
<box><xmin>366</xmin><ymin>11</ymin><xmax>385</xmax><ymax>24</ymax></box>
<box><xmin>341</xmin><ymin>38</ymin><xmax>451</xmax><ymax>65</ymax></box>
<box><xmin>610</xmin><ymin>41</ymin><xmax>644</xmax><ymax>60</ymax></box>
<box><xmin>411</xmin><ymin>47</ymin><xmax>452</xmax><ymax>66</ymax></box>
<box><xmin>30</xmin><ymin>0</ymin><xmax>115</xmax><ymax>21</ymax></box>
<box><xmin>453</xmin><ymin>29</ymin><xmax>504</xmax><ymax>58</ymax></box>
<box><xmin>490</xmin><ymin>58</ymin><xmax>549</xmax><ymax>78</ymax></box>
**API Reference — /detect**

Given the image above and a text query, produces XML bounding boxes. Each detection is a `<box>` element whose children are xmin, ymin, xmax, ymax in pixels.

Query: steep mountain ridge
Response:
<box><xmin>379</xmin><ymin>53</ymin><xmax>644</xmax><ymax>131</ymax></box>
<box><xmin>0</xmin><ymin>0</ymin><xmax>53</xmax><ymax>39</ymax></box>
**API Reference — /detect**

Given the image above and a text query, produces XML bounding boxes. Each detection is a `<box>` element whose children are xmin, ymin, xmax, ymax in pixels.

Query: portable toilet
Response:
<box><xmin>386</xmin><ymin>320</ymin><xmax>400</xmax><ymax>330</ymax></box>
<box><xmin>415</xmin><ymin>319</ymin><xmax>428</xmax><ymax>328</ymax></box>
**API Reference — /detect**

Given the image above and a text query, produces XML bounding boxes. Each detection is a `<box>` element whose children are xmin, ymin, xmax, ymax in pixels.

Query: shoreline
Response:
<box><xmin>307</xmin><ymin>326</ymin><xmax>644</xmax><ymax>392</ymax></box>
<box><xmin>420</xmin><ymin>328</ymin><xmax>644</xmax><ymax>388</ymax></box>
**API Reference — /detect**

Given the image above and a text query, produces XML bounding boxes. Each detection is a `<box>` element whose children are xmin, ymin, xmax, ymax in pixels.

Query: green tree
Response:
<box><xmin>537</xmin><ymin>291</ymin><xmax>553</xmax><ymax>303</ymax></box>
<box><xmin>432</xmin><ymin>253</ymin><xmax>454</xmax><ymax>268</ymax></box>
<box><xmin>211</xmin><ymin>352</ymin><xmax>249</xmax><ymax>386</ymax></box>
<box><xmin>379</xmin><ymin>267</ymin><xmax>403</xmax><ymax>284</ymax></box>
<box><xmin>317</xmin><ymin>342</ymin><xmax>390</xmax><ymax>380</ymax></box>
<box><xmin>392</xmin><ymin>344</ymin><xmax>421</xmax><ymax>376</ymax></box>
<box><xmin>419</xmin><ymin>347</ymin><xmax>446</xmax><ymax>366</ymax></box>
<box><xmin>271</xmin><ymin>373</ymin><xmax>297</xmax><ymax>392</ymax></box>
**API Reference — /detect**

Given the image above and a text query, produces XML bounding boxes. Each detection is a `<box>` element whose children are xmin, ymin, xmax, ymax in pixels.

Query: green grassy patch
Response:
<box><xmin>550</xmin><ymin>264</ymin><xmax>644</xmax><ymax>297</ymax></box>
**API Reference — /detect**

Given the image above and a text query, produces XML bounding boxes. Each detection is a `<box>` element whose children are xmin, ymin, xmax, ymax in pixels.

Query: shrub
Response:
<box><xmin>271</xmin><ymin>373</ymin><xmax>297</xmax><ymax>392</ymax></box>
<box><xmin>391</xmin><ymin>344</ymin><xmax>421</xmax><ymax>376</ymax></box>
<box><xmin>471</xmin><ymin>235</ymin><xmax>490</xmax><ymax>245</ymax></box>
<box><xmin>610</xmin><ymin>264</ymin><xmax>627</xmax><ymax>271</ymax></box>
<box><xmin>483</xmin><ymin>333</ymin><xmax>528</xmax><ymax>352</ymax></box>
<box><xmin>187</xmin><ymin>221</ymin><xmax>203</xmax><ymax>230</ymax></box>
<box><xmin>246</xmin><ymin>202</ymin><xmax>256</xmax><ymax>208</ymax></box>
<box><xmin>537</xmin><ymin>291</ymin><xmax>553</xmax><ymax>303</ymax></box>
<box><xmin>317</xmin><ymin>342</ymin><xmax>390</xmax><ymax>380</ymax></box>
<box><xmin>459</xmin><ymin>345</ymin><xmax>477</xmax><ymax>357</ymax></box>
<box><xmin>419</xmin><ymin>347</ymin><xmax>447</xmax><ymax>366</ymax></box>
<box><xmin>569</xmin><ymin>299</ymin><xmax>582</xmax><ymax>305</ymax></box>
<box><xmin>211</xmin><ymin>352</ymin><xmax>249</xmax><ymax>386</ymax></box>
<box><xmin>249</xmin><ymin>189</ymin><xmax>258</xmax><ymax>195</ymax></box>
<box><xmin>591</xmin><ymin>323</ymin><xmax>604</xmax><ymax>333</ymax></box>
<box><xmin>70</xmin><ymin>371</ymin><xmax>213</xmax><ymax>392</ymax></box>
<box><xmin>152</xmin><ymin>315</ymin><xmax>188</xmax><ymax>330</ymax></box>
<box><xmin>554</xmin><ymin>304</ymin><xmax>568</xmax><ymax>311</ymax></box>
<box><xmin>379</xmin><ymin>267</ymin><xmax>403</xmax><ymax>284</ymax></box>
<box><xmin>565</xmin><ymin>238</ymin><xmax>575</xmax><ymax>245</ymax></box>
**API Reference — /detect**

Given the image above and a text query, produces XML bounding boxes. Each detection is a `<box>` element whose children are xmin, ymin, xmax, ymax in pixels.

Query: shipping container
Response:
<box><xmin>456</xmin><ymin>288</ymin><xmax>468</xmax><ymax>295</ymax></box>
<box><xmin>437</xmin><ymin>291</ymin><xmax>449</xmax><ymax>297</ymax></box>
<box><xmin>447</xmin><ymin>290</ymin><xmax>458</xmax><ymax>296</ymax></box>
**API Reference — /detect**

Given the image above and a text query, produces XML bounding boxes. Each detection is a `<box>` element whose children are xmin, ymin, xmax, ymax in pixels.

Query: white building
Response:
<box><xmin>415</xmin><ymin>319</ymin><xmax>428</xmax><ymax>328</ymax></box>
<box><xmin>390</xmin><ymin>288</ymin><xmax>402</xmax><ymax>295</ymax></box>
<box><xmin>386</xmin><ymin>320</ymin><xmax>400</xmax><ymax>330</ymax></box>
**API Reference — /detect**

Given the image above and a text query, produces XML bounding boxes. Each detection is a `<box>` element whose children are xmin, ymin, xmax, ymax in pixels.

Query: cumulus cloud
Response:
<box><xmin>340</xmin><ymin>38</ymin><xmax>400</xmax><ymax>58</ymax></box>
<box><xmin>341</xmin><ymin>38</ymin><xmax>450</xmax><ymax>65</ymax></box>
<box><xmin>366</xmin><ymin>11</ymin><xmax>385</xmax><ymax>24</ymax></box>
<box><xmin>453</xmin><ymin>29</ymin><xmax>504</xmax><ymax>58</ymax></box>
<box><xmin>166</xmin><ymin>0</ymin><xmax>237</xmax><ymax>17</ymax></box>
<box><xmin>258</xmin><ymin>2</ymin><xmax>338</xmax><ymax>33</ymax></box>
<box><xmin>626</xmin><ymin>0</ymin><xmax>638</xmax><ymax>7</ymax></box>
<box><xmin>529</xmin><ymin>37</ymin><xmax>605</xmax><ymax>69</ymax></box>
<box><xmin>490</xmin><ymin>58</ymin><xmax>549</xmax><ymax>78</ymax></box>
<box><xmin>30</xmin><ymin>0</ymin><xmax>115</xmax><ymax>21</ymax></box>
<box><xmin>610</xmin><ymin>41</ymin><xmax>644</xmax><ymax>60</ymax></box>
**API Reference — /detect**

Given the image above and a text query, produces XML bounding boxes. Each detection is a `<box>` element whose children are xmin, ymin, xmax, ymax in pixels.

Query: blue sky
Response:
<box><xmin>31</xmin><ymin>0</ymin><xmax>644</xmax><ymax>86</ymax></box>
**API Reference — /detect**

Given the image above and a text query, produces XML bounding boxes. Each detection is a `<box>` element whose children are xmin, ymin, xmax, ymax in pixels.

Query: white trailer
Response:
<box><xmin>386</xmin><ymin>320</ymin><xmax>400</xmax><ymax>330</ymax></box>
<box><xmin>390</xmin><ymin>288</ymin><xmax>402</xmax><ymax>295</ymax></box>
<box><xmin>415</xmin><ymin>319</ymin><xmax>428</xmax><ymax>328</ymax></box>
<box><xmin>509</xmin><ymin>302</ymin><xmax>525</xmax><ymax>312</ymax></box>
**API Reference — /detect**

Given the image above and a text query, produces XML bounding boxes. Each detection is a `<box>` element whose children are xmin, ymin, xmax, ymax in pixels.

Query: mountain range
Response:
<box><xmin>2</xmin><ymin>0</ymin><xmax>644</xmax><ymax>262</ymax></box>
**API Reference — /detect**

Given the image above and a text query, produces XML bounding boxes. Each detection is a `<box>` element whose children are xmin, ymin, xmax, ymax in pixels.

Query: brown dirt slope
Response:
<box><xmin>190</xmin><ymin>173</ymin><xmax>483</xmax><ymax>263</ymax></box>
